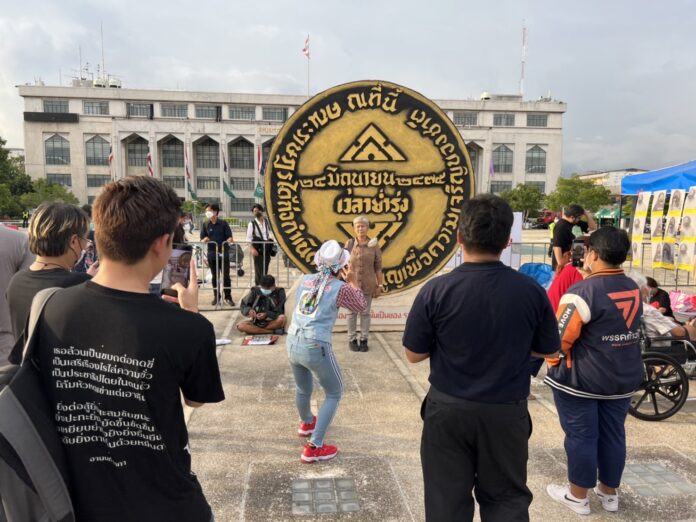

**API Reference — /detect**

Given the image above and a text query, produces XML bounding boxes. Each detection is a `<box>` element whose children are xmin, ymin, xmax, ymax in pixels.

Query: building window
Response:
<box><xmin>45</xmin><ymin>135</ymin><xmax>71</xmax><ymax>165</ymax></box>
<box><xmin>527</xmin><ymin>114</ymin><xmax>548</xmax><ymax>127</ymax></box>
<box><xmin>196</xmin><ymin>176</ymin><xmax>219</xmax><ymax>190</ymax></box>
<box><xmin>230</xmin><ymin>177</ymin><xmax>255</xmax><ymax>191</ymax></box>
<box><xmin>196</xmin><ymin>138</ymin><xmax>219</xmax><ymax>169</ymax></box>
<box><xmin>162</xmin><ymin>139</ymin><xmax>184</xmax><ymax>168</ymax></box>
<box><xmin>492</xmin><ymin>145</ymin><xmax>513</xmax><ymax>174</ymax></box>
<box><xmin>163</xmin><ymin>176</ymin><xmax>185</xmax><ymax>189</ymax></box>
<box><xmin>493</xmin><ymin>113</ymin><xmax>515</xmax><ymax>127</ymax></box>
<box><xmin>525</xmin><ymin>145</ymin><xmax>547</xmax><ymax>174</ymax></box>
<box><xmin>525</xmin><ymin>181</ymin><xmax>546</xmax><ymax>193</ymax></box>
<box><xmin>262</xmin><ymin>106</ymin><xmax>287</xmax><ymax>122</ymax></box>
<box><xmin>43</xmin><ymin>100</ymin><xmax>69</xmax><ymax>113</ymax></box>
<box><xmin>87</xmin><ymin>196</ymin><xmax>96</xmax><ymax>204</ymax></box>
<box><xmin>127</xmin><ymin>103</ymin><xmax>152</xmax><ymax>117</ymax></box>
<box><xmin>85</xmin><ymin>136</ymin><xmax>110</xmax><ymax>166</ymax></box>
<box><xmin>47</xmin><ymin>173</ymin><xmax>72</xmax><ymax>187</ymax></box>
<box><xmin>87</xmin><ymin>175</ymin><xmax>111</xmax><ymax>187</ymax></box>
<box><xmin>127</xmin><ymin>137</ymin><xmax>149</xmax><ymax>167</ymax></box>
<box><xmin>161</xmin><ymin>104</ymin><xmax>188</xmax><ymax>118</ymax></box>
<box><xmin>195</xmin><ymin>105</ymin><xmax>218</xmax><ymax>119</ymax></box>
<box><xmin>454</xmin><ymin>112</ymin><xmax>478</xmax><ymax>126</ymax></box>
<box><xmin>490</xmin><ymin>181</ymin><xmax>512</xmax><ymax>194</ymax></box>
<box><xmin>83</xmin><ymin>101</ymin><xmax>109</xmax><ymax>115</ymax></box>
<box><xmin>230</xmin><ymin>198</ymin><xmax>256</xmax><ymax>212</ymax></box>
<box><xmin>229</xmin><ymin>105</ymin><xmax>256</xmax><ymax>120</ymax></box>
<box><xmin>230</xmin><ymin>140</ymin><xmax>254</xmax><ymax>169</ymax></box>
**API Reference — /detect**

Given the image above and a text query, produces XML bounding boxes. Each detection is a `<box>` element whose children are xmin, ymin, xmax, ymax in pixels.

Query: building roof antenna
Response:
<box><xmin>519</xmin><ymin>22</ymin><xmax>527</xmax><ymax>98</ymax></box>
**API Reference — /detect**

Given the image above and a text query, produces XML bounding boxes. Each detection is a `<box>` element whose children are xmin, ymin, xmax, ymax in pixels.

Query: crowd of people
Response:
<box><xmin>0</xmin><ymin>180</ymin><xmax>667</xmax><ymax>521</ymax></box>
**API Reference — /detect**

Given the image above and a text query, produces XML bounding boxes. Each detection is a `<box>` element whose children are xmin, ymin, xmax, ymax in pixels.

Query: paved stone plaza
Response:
<box><xmin>191</xmin><ymin>300</ymin><xmax>696</xmax><ymax>522</ymax></box>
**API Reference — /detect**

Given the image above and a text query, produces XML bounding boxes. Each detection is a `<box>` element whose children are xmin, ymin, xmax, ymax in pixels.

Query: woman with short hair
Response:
<box><xmin>344</xmin><ymin>216</ymin><xmax>383</xmax><ymax>352</ymax></box>
<box><xmin>7</xmin><ymin>202</ymin><xmax>92</xmax><ymax>363</ymax></box>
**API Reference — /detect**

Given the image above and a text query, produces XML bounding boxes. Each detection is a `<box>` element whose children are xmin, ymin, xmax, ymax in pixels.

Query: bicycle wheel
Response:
<box><xmin>629</xmin><ymin>352</ymin><xmax>689</xmax><ymax>421</ymax></box>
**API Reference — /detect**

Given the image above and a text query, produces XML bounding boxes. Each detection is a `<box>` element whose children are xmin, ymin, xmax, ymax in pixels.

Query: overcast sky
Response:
<box><xmin>1</xmin><ymin>0</ymin><xmax>695</xmax><ymax>175</ymax></box>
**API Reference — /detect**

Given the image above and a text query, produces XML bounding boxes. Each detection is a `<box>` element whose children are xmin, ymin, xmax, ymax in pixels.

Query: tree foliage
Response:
<box><xmin>544</xmin><ymin>177</ymin><xmax>613</xmax><ymax>213</ymax></box>
<box><xmin>499</xmin><ymin>183</ymin><xmax>545</xmax><ymax>220</ymax></box>
<box><xmin>0</xmin><ymin>137</ymin><xmax>32</xmax><ymax>197</ymax></box>
<box><xmin>20</xmin><ymin>179</ymin><xmax>79</xmax><ymax>209</ymax></box>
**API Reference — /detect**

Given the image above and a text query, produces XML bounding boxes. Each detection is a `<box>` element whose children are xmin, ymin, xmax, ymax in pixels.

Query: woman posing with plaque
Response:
<box><xmin>344</xmin><ymin>216</ymin><xmax>383</xmax><ymax>352</ymax></box>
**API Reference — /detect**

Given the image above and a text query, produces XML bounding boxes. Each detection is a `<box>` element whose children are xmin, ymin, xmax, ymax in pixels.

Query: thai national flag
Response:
<box><xmin>489</xmin><ymin>159</ymin><xmax>495</xmax><ymax>179</ymax></box>
<box><xmin>302</xmin><ymin>35</ymin><xmax>310</xmax><ymax>58</ymax></box>
<box><xmin>108</xmin><ymin>145</ymin><xmax>114</xmax><ymax>179</ymax></box>
<box><xmin>146</xmin><ymin>149</ymin><xmax>154</xmax><ymax>177</ymax></box>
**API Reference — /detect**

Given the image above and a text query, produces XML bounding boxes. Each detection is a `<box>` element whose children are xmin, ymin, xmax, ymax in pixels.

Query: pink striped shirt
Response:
<box><xmin>337</xmin><ymin>283</ymin><xmax>367</xmax><ymax>313</ymax></box>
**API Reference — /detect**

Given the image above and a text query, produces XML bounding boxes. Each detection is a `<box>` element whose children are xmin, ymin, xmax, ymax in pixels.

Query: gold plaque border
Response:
<box><xmin>264</xmin><ymin>79</ymin><xmax>475</xmax><ymax>293</ymax></box>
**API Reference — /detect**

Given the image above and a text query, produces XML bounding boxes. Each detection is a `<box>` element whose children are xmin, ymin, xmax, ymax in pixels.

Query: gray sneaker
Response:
<box><xmin>349</xmin><ymin>340</ymin><xmax>360</xmax><ymax>352</ymax></box>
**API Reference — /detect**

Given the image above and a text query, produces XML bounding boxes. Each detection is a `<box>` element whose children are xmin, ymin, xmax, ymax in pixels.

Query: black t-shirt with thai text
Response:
<box><xmin>7</xmin><ymin>268</ymin><xmax>91</xmax><ymax>364</ymax></box>
<box><xmin>36</xmin><ymin>281</ymin><xmax>225</xmax><ymax>522</ymax></box>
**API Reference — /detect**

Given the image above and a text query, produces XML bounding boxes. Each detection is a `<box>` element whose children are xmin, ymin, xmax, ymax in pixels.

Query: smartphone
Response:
<box><xmin>571</xmin><ymin>238</ymin><xmax>586</xmax><ymax>268</ymax></box>
<box><xmin>161</xmin><ymin>244</ymin><xmax>194</xmax><ymax>296</ymax></box>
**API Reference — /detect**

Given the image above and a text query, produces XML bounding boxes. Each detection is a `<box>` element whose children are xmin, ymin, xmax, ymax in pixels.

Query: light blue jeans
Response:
<box><xmin>287</xmin><ymin>333</ymin><xmax>344</xmax><ymax>447</ymax></box>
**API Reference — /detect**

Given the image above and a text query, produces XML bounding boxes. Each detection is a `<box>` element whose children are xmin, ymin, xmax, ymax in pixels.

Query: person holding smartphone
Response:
<box><xmin>286</xmin><ymin>240</ymin><xmax>366</xmax><ymax>463</ymax></box>
<box><xmin>552</xmin><ymin>205</ymin><xmax>597</xmax><ymax>271</ymax></box>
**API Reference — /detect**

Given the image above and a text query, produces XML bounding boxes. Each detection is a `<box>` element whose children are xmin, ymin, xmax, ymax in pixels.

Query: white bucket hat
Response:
<box><xmin>314</xmin><ymin>240</ymin><xmax>350</xmax><ymax>269</ymax></box>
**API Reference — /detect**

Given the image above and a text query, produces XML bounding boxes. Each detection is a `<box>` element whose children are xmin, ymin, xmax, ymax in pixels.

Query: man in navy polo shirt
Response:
<box><xmin>403</xmin><ymin>194</ymin><xmax>560</xmax><ymax>522</ymax></box>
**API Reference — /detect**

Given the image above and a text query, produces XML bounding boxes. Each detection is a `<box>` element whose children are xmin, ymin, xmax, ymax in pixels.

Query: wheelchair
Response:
<box><xmin>628</xmin><ymin>323</ymin><xmax>696</xmax><ymax>421</ymax></box>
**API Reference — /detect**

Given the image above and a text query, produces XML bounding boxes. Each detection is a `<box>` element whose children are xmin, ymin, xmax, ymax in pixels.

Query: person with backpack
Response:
<box><xmin>246</xmin><ymin>204</ymin><xmax>276</xmax><ymax>286</ymax></box>
<box><xmin>29</xmin><ymin>176</ymin><xmax>224</xmax><ymax>521</ymax></box>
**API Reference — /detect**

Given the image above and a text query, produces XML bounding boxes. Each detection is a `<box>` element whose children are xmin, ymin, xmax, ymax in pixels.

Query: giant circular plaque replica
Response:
<box><xmin>265</xmin><ymin>80</ymin><xmax>474</xmax><ymax>294</ymax></box>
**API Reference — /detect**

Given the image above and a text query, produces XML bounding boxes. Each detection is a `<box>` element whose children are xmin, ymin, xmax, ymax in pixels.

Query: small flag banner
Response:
<box><xmin>677</xmin><ymin>187</ymin><xmax>696</xmax><ymax>271</ymax></box>
<box><xmin>108</xmin><ymin>144</ymin><xmax>114</xmax><ymax>180</ymax></box>
<box><xmin>302</xmin><ymin>35</ymin><xmax>310</xmax><ymax>58</ymax></box>
<box><xmin>650</xmin><ymin>190</ymin><xmax>667</xmax><ymax>269</ymax></box>
<box><xmin>223</xmin><ymin>180</ymin><xmax>235</xmax><ymax>199</ymax></box>
<box><xmin>631</xmin><ymin>191</ymin><xmax>651</xmax><ymax>267</ymax></box>
<box><xmin>184</xmin><ymin>148</ymin><xmax>198</xmax><ymax>200</ymax></box>
<box><xmin>146</xmin><ymin>149</ymin><xmax>154</xmax><ymax>177</ymax></box>
<box><xmin>254</xmin><ymin>183</ymin><xmax>264</xmax><ymax>199</ymax></box>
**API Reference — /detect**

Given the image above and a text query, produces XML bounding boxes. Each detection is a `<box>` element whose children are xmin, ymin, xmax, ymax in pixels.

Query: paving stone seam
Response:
<box><xmin>387</xmin><ymin>457</ymin><xmax>418</xmax><ymax>522</ymax></box>
<box><xmin>374</xmin><ymin>332</ymin><xmax>427</xmax><ymax>401</ymax></box>
<box><xmin>238</xmin><ymin>461</ymin><xmax>253</xmax><ymax>522</ymax></box>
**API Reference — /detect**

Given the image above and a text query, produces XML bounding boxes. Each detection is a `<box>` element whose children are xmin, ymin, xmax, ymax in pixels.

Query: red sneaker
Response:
<box><xmin>301</xmin><ymin>443</ymin><xmax>338</xmax><ymax>463</ymax></box>
<box><xmin>297</xmin><ymin>416</ymin><xmax>316</xmax><ymax>437</ymax></box>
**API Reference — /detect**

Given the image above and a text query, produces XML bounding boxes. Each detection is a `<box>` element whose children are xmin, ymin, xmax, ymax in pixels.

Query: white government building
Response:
<box><xmin>18</xmin><ymin>81</ymin><xmax>566</xmax><ymax>218</ymax></box>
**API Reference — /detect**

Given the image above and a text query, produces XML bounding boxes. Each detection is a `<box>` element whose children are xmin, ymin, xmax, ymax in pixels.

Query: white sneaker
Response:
<box><xmin>546</xmin><ymin>484</ymin><xmax>591</xmax><ymax>515</ymax></box>
<box><xmin>594</xmin><ymin>487</ymin><xmax>619</xmax><ymax>512</ymax></box>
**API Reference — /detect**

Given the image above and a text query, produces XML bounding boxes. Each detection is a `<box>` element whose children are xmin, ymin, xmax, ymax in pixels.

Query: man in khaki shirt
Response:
<box><xmin>345</xmin><ymin>216</ymin><xmax>383</xmax><ymax>352</ymax></box>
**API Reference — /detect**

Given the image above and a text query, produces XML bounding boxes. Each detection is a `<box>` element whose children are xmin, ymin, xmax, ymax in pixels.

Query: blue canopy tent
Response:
<box><xmin>621</xmin><ymin>160</ymin><xmax>696</xmax><ymax>195</ymax></box>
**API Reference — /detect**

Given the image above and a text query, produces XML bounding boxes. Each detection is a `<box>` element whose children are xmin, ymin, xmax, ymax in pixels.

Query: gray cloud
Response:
<box><xmin>1</xmin><ymin>0</ymin><xmax>695</xmax><ymax>176</ymax></box>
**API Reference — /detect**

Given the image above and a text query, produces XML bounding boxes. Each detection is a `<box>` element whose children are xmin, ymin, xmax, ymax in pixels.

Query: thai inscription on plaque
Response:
<box><xmin>265</xmin><ymin>80</ymin><xmax>474</xmax><ymax>294</ymax></box>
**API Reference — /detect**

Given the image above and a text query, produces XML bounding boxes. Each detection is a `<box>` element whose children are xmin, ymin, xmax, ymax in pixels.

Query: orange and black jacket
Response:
<box><xmin>544</xmin><ymin>269</ymin><xmax>644</xmax><ymax>399</ymax></box>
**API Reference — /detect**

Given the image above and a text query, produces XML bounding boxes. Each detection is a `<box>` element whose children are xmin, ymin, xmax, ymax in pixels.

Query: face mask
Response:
<box><xmin>259</xmin><ymin>288</ymin><xmax>272</xmax><ymax>296</ymax></box>
<box><xmin>254</xmin><ymin>210</ymin><xmax>262</xmax><ymax>218</ymax></box>
<box><xmin>205</xmin><ymin>211</ymin><xmax>214</xmax><ymax>219</ymax></box>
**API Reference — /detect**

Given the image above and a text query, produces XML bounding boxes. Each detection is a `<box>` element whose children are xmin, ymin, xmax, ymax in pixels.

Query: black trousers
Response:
<box><xmin>253</xmin><ymin>244</ymin><xmax>272</xmax><ymax>286</ymax></box>
<box><xmin>208</xmin><ymin>252</ymin><xmax>231</xmax><ymax>299</ymax></box>
<box><xmin>421</xmin><ymin>387</ymin><xmax>533</xmax><ymax>522</ymax></box>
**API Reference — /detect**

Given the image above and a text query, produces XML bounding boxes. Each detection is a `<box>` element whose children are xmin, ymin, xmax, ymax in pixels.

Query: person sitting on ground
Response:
<box><xmin>7</xmin><ymin>202</ymin><xmax>94</xmax><ymax>364</ymax></box>
<box><xmin>237</xmin><ymin>274</ymin><xmax>287</xmax><ymax>335</ymax></box>
<box><xmin>645</xmin><ymin>276</ymin><xmax>674</xmax><ymax>317</ymax></box>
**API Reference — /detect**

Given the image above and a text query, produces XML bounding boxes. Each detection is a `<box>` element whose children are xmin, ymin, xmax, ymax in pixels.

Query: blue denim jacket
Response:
<box><xmin>288</xmin><ymin>274</ymin><xmax>344</xmax><ymax>343</ymax></box>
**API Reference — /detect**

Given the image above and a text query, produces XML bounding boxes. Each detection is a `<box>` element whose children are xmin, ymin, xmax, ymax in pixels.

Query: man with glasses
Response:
<box><xmin>6</xmin><ymin>203</ymin><xmax>93</xmax><ymax>364</ymax></box>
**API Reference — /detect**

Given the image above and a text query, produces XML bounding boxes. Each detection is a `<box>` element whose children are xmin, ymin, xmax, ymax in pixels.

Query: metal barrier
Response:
<box><xmin>187</xmin><ymin>240</ymin><xmax>304</xmax><ymax>311</ymax></box>
<box><xmin>443</xmin><ymin>241</ymin><xmax>694</xmax><ymax>292</ymax></box>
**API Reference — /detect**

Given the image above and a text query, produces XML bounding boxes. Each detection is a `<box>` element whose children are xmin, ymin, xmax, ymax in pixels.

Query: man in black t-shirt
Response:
<box><xmin>552</xmin><ymin>204</ymin><xmax>597</xmax><ymax>271</ymax></box>
<box><xmin>200</xmin><ymin>203</ymin><xmax>235</xmax><ymax>307</ymax></box>
<box><xmin>35</xmin><ymin>177</ymin><xmax>224</xmax><ymax>522</ymax></box>
<box><xmin>403</xmin><ymin>195</ymin><xmax>560</xmax><ymax>522</ymax></box>
<box><xmin>7</xmin><ymin>203</ymin><xmax>92</xmax><ymax>364</ymax></box>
